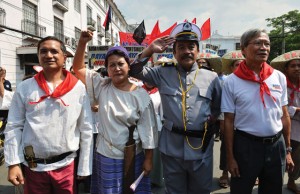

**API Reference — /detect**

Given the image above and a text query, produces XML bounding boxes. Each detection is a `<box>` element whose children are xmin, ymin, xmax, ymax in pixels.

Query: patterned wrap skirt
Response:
<box><xmin>91</xmin><ymin>151</ymin><xmax>151</xmax><ymax>194</ymax></box>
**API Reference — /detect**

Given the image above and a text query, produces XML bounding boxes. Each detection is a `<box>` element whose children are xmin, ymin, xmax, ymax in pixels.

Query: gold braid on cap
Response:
<box><xmin>175</xmin><ymin>31</ymin><xmax>198</xmax><ymax>38</ymax></box>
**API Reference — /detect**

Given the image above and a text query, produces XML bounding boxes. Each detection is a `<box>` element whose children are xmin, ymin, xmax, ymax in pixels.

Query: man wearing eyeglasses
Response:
<box><xmin>222</xmin><ymin>28</ymin><xmax>294</xmax><ymax>194</ymax></box>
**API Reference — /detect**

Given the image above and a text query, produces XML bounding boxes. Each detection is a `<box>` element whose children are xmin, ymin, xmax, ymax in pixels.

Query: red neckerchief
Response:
<box><xmin>142</xmin><ymin>85</ymin><xmax>158</xmax><ymax>95</ymax></box>
<box><xmin>29</xmin><ymin>69</ymin><xmax>78</xmax><ymax>106</ymax></box>
<box><xmin>234</xmin><ymin>60</ymin><xmax>276</xmax><ymax>107</ymax></box>
<box><xmin>286</xmin><ymin>78</ymin><xmax>300</xmax><ymax>106</ymax></box>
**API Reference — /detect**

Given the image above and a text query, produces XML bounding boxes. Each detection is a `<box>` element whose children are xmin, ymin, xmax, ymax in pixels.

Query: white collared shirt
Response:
<box><xmin>4</xmin><ymin>77</ymin><xmax>94</xmax><ymax>176</ymax></box>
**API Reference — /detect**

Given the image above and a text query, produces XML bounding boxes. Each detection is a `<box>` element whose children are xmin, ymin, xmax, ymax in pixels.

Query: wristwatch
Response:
<box><xmin>286</xmin><ymin>147</ymin><xmax>293</xmax><ymax>153</ymax></box>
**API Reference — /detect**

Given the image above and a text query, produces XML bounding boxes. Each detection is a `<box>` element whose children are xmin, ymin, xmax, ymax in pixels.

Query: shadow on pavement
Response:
<box><xmin>0</xmin><ymin>185</ymin><xmax>14</xmax><ymax>194</ymax></box>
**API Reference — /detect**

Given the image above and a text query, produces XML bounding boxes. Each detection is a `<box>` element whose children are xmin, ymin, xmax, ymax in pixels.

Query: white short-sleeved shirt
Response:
<box><xmin>221</xmin><ymin>70</ymin><xmax>288</xmax><ymax>136</ymax></box>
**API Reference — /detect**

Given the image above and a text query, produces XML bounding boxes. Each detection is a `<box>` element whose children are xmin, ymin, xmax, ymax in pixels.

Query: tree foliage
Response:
<box><xmin>266</xmin><ymin>10</ymin><xmax>300</xmax><ymax>60</ymax></box>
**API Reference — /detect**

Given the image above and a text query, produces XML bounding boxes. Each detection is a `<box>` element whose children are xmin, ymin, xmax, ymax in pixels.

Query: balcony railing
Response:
<box><xmin>53</xmin><ymin>0</ymin><xmax>69</xmax><ymax>12</ymax></box>
<box><xmin>97</xmin><ymin>26</ymin><xmax>104</xmax><ymax>37</ymax></box>
<box><xmin>54</xmin><ymin>32</ymin><xmax>64</xmax><ymax>42</ymax></box>
<box><xmin>21</xmin><ymin>19</ymin><xmax>46</xmax><ymax>37</ymax></box>
<box><xmin>87</xmin><ymin>17</ymin><xmax>96</xmax><ymax>31</ymax></box>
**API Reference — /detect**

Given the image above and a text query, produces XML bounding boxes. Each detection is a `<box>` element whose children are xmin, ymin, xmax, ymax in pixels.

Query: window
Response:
<box><xmin>74</xmin><ymin>0</ymin><xmax>81</xmax><ymax>13</ymax></box>
<box><xmin>115</xmin><ymin>33</ymin><xmax>118</xmax><ymax>43</ymax></box>
<box><xmin>235</xmin><ymin>42</ymin><xmax>241</xmax><ymax>50</ymax></box>
<box><xmin>54</xmin><ymin>17</ymin><xmax>64</xmax><ymax>41</ymax></box>
<box><xmin>87</xmin><ymin>6</ymin><xmax>92</xmax><ymax>23</ymax></box>
<box><xmin>75</xmin><ymin>27</ymin><xmax>81</xmax><ymax>41</ymax></box>
<box><xmin>97</xmin><ymin>16</ymin><xmax>101</xmax><ymax>31</ymax></box>
<box><xmin>23</xmin><ymin>1</ymin><xmax>37</xmax><ymax>35</ymax></box>
<box><xmin>104</xmin><ymin>0</ymin><xmax>108</xmax><ymax>9</ymax></box>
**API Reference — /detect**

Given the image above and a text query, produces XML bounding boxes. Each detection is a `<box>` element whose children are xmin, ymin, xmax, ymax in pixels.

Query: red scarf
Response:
<box><xmin>286</xmin><ymin>78</ymin><xmax>300</xmax><ymax>106</ymax></box>
<box><xmin>234</xmin><ymin>60</ymin><xmax>276</xmax><ymax>107</ymax></box>
<box><xmin>29</xmin><ymin>69</ymin><xmax>78</xmax><ymax>106</ymax></box>
<box><xmin>142</xmin><ymin>85</ymin><xmax>158</xmax><ymax>95</ymax></box>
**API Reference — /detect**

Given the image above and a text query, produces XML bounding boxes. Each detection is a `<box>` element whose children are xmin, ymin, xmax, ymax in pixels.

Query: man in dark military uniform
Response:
<box><xmin>130</xmin><ymin>22</ymin><xmax>222</xmax><ymax>194</ymax></box>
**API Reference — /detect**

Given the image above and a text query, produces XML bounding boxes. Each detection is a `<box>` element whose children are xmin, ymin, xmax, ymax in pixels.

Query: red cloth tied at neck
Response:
<box><xmin>142</xmin><ymin>84</ymin><xmax>158</xmax><ymax>95</ymax></box>
<box><xmin>29</xmin><ymin>69</ymin><xmax>78</xmax><ymax>106</ymax></box>
<box><xmin>286</xmin><ymin>78</ymin><xmax>300</xmax><ymax>106</ymax></box>
<box><xmin>234</xmin><ymin>60</ymin><xmax>276</xmax><ymax>107</ymax></box>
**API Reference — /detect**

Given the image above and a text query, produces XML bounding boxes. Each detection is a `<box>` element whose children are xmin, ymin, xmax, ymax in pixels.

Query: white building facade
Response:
<box><xmin>0</xmin><ymin>0</ymin><xmax>128</xmax><ymax>89</ymax></box>
<box><xmin>200</xmin><ymin>31</ymin><xmax>241</xmax><ymax>56</ymax></box>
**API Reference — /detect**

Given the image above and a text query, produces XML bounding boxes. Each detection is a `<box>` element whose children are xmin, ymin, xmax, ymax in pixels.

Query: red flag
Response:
<box><xmin>201</xmin><ymin>18</ymin><xmax>211</xmax><ymax>40</ymax></box>
<box><xmin>192</xmin><ymin>18</ymin><xmax>196</xmax><ymax>24</ymax></box>
<box><xmin>103</xmin><ymin>6</ymin><xmax>111</xmax><ymax>31</ymax></box>
<box><xmin>159</xmin><ymin>22</ymin><xmax>177</xmax><ymax>37</ymax></box>
<box><xmin>150</xmin><ymin>20</ymin><xmax>161</xmax><ymax>40</ymax></box>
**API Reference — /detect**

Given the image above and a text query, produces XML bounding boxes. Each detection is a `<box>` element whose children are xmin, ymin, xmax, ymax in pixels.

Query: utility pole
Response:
<box><xmin>282</xmin><ymin>21</ymin><xmax>285</xmax><ymax>54</ymax></box>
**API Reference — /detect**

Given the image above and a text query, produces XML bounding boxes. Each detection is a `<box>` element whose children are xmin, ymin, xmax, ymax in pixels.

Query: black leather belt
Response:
<box><xmin>171</xmin><ymin>126</ymin><xmax>205</xmax><ymax>138</ymax></box>
<box><xmin>25</xmin><ymin>152</ymin><xmax>73</xmax><ymax>164</ymax></box>
<box><xmin>235</xmin><ymin>129</ymin><xmax>282</xmax><ymax>144</ymax></box>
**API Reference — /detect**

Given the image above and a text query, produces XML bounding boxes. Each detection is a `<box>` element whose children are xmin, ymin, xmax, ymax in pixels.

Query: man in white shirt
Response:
<box><xmin>4</xmin><ymin>36</ymin><xmax>93</xmax><ymax>194</ymax></box>
<box><xmin>222</xmin><ymin>28</ymin><xmax>294</xmax><ymax>194</ymax></box>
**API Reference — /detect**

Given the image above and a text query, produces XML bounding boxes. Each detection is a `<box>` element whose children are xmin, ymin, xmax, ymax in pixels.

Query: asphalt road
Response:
<box><xmin>0</xmin><ymin>140</ymin><xmax>298</xmax><ymax>194</ymax></box>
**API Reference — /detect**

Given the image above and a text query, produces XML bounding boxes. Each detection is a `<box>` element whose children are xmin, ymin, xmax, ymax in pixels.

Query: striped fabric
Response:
<box><xmin>91</xmin><ymin>152</ymin><xmax>151</xmax><ymax>194</ymax></box>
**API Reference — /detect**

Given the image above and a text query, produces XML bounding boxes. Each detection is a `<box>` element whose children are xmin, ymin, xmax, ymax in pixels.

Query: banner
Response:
<box><xmin>152</xmin><ymin>47</ymin><xmax>174</xmax><ymax>64</ymax></box>
<box><xmin>119</xmin><ymin>32</ymin><xmax>150</xmax><ymax>47</ymax></box>
<box><xmin>88</xmin><ymin>46</ymin><xmax>145</xmax><ymax>66</ymax></box>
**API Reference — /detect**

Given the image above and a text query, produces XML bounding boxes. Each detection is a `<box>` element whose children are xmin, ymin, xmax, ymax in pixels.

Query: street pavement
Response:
<box><xmin>0</xmin><ymin>140</ymin><xmax>298</xmax><ymax>194</ymax></box>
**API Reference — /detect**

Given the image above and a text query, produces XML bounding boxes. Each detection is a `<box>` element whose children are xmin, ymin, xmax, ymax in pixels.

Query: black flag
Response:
<box><xmin>103</xmin><ymin>6</ymin><xmax>112</xmax><ymax>31</ymax></box>
<box><xmin>133</xmin><ymin>20</ymin><xmax>146</xmax><ymax>45</ymax></box>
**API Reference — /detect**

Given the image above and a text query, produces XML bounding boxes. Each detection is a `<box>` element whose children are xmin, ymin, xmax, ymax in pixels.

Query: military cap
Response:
<box><xmin>170</xmin><ymin>22</ymin><xmax>201</xmax><ymax>41</ymax></box>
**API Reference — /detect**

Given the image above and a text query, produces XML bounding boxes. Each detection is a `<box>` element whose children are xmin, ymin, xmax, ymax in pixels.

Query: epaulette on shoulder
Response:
<box><xmin>161</xmin><ymin>62</ymin><xmax>176</xmax><ymax>67</ymax></box>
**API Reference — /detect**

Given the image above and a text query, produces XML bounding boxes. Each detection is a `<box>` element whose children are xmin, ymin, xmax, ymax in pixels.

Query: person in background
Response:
<box><xmin>0</xmin><ymin>67</ymin><xmax>14</xmax><ymax>166</ymax></box>
<box><xmin>4</xmin><ymin>36</ymin><xmax>94</xmax><ymax>194</ymax></box>
<box><xmin>197</xmin><ymin>57</ymin><xmax>213</xmax><ymax>71</ymax></box>
<box><xmin>142</xmin><ymin>80</ymin><xmax>164</xmax><ymax>188</ymax></box>
<box><xmin>218</xmin><ymin>51</ymin><xmax>244</xmax><ymax>188</ymax></box>
<box><xmin>270</xmin><ymin>51</ymin><xmax>300</xmax><ymax>194</ymax></box>
<box><xmin>0</xmin><ymin>67</ymin><xmax>12</xmax><ymax>92</ymax></box>
<box><xmin>129</xmin><ymin>21</ymin><xmax>222</xmax><ymax>194</ymax></box>
<box><xmin>222</xmin><ymin>28</ymin><xmax>294</xmax><ymax>194</ymax></box>
<box><xmin>73</xmin><ymin>30</ymin><xmax>158</xmax><ymax>194</ymax></box>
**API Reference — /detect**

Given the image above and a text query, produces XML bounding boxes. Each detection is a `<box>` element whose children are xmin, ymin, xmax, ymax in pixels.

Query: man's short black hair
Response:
<box><xmin>37</xmin><ymin>36</ymin><xmax>67</xmax><ymax>54</ymax></box>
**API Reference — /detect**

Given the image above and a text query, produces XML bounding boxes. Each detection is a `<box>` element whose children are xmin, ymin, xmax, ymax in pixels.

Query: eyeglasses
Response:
<box><xmin>248</xmin><ymin>41</ymin><xmax>271</xmax><ymax>48</ymax></box>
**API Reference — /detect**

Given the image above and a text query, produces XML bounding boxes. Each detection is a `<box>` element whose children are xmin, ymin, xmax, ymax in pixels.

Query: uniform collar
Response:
<box><xmin>177</xmin><ymin>62</ymin><xmax>198</xmax><ymax>73</ymax></box>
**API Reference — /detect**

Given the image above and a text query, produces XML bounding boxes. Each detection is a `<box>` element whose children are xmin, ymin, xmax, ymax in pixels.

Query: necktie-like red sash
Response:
<box><xmin>234</xmin><ymin>60</ymin><xmax>276</xmax><ymax>107</ymax></box>
<box><xmin>286</xmin><ymin>78</ymin><xmax>300</xmax><ymax>106</ymax></box>
<box><xmin>142</xmin><ymin>85</ymin><xmax>158</xmax><ymax>95</ymax></box>
<box><xmin>29</xmin><ymin>69</ymin><xmax>78</xmax><ymax>106</ymax></box>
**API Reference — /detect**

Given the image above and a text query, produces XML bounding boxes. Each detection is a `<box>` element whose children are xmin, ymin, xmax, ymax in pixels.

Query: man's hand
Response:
<box><xmin>78</xmin><ymin>31</ymin><xmax>93</xmax><ymax>45</ymax></box>
<box><xmin>7</xmin><ymin>164</ymin><xmax>24</xmax><ymax>186</ymax></box>
<box><xmin>286</xmin><ymin>153</ymin><xmax>294</xmax><ymax>173</ymax></box>
<box><xmin>0</xmin><ymin>67</ymin><xmax>6</xmax><ymax>84</ymax></box>
<box><xmin>149</xmin><ymin>36</ymin><xmax>175</xmax><ymax>53</ymax></box>
<box><xmin>227</xmin><ymin>157</ymin><xmax>240</xmax><ymax>178</ymax></box>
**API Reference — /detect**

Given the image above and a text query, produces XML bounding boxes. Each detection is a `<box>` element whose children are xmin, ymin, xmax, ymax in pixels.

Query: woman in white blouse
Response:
<box><xmin>73</xmin><ymin>31</ymin><xmax>158</xmax><ymax>194</ymax></box>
